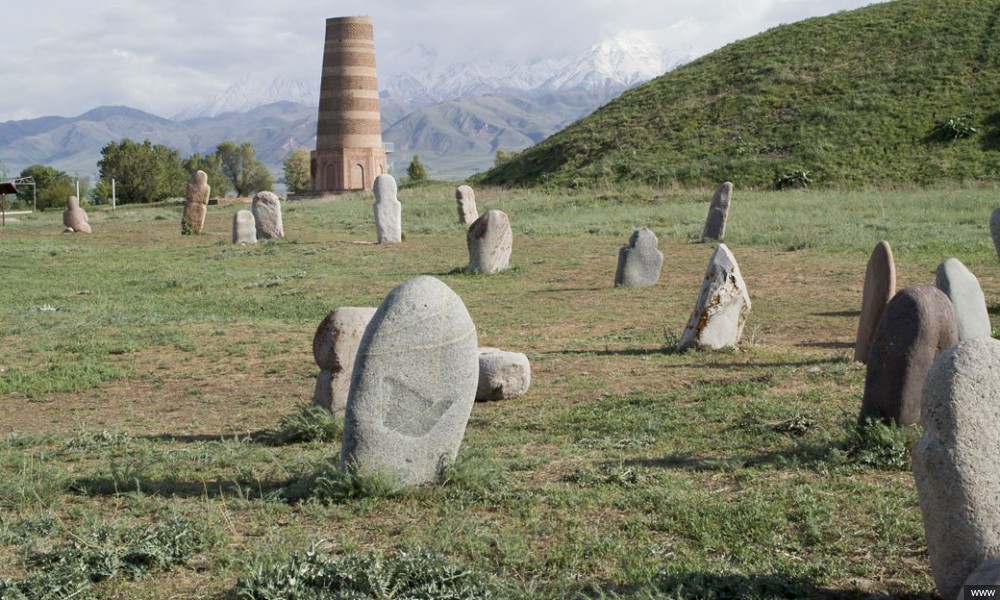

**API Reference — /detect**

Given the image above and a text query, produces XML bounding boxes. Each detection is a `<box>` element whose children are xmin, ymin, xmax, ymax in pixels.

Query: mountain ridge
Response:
<box><xmin>0</xmin><ymin>32</ymin><xmax>680</xmax><ymax>181</ymax></box>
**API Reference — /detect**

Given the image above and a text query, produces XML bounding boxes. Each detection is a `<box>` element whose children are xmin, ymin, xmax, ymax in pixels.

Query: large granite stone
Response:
<box><xmin>476</xmin><ymin>348</ymin><xmax>531</xmax><ymax>401</ymax></box>
<box><xmin>252</xmin><ymin>191</ymin><xmax>284</xmax><ymax>239</ymax></box>
<box><xmin>341</xmin><ymin>276</ymin><xmax>478</xmax><ymax>486</ymax></box>
<box><xmin>614</xmin><ymin>227</ymin><xmax>663</xmax><ymax>287</ymax></box>
<box><xmin>456</xmin><ymin>185</ymin><xmax>478</xmax><ymax>225</ymax></box>
<box><xmin>855</xmin><ymin>241</ymin><xmax>896</xmax><ymax>363</ymax></box>
<box><xmin>466</xmin><ymin>209</ymin><xmax>512</xmax><ymax>273</ymax></box>
<box><xmin>182</xmin><ymin>170</ymin><xmax>210</xmax><ymax>235</ymax></box>
<box><xmin>62</xmin><ymin>196</ymin><xmax>92</xmax><ymax>233</ymax></box>
<box><xmin>373</xmin><ymin>174</ymin><xmax>401</xmax><ymax>244</ymax></box>
<box><xmin>913</xmin><ymin>338</ymin><xmax>1000</xmax><ymax>600</ymax></box>
<box><xmin>935</xmin><ymin>258</ymin><xmax>991</xmax><ymax>341</ymax></box>
<box><xmin>990</xmin><ymin>207</ymin><xmax>1000</xmax><ymax>263</ymax></box>
<box><xmin>678</xmin><ymin>244</ymin><xmax>751</xmax><ymax>351</ymax></box>
<box><xmin>957</xmin><ymin>557</ymin><xmax>1000</xmax><ymax>600</ymax></box>
<box><xmin>701</xmin><ymin>181</ymin><xmax>733</xmax><ymax>241</ymax></box>
<box><xmin>312</xmin><ymin>307</ymin><xmax>377</xmax><ymax>416</ymax></box>
<box><xmin>860</xmin><ymin>286</ymin><xmax>957</xmax><ymax>426</ymax></box>
<box><xmin>232</xmin><ymin>210</ymin><xmax>257</xmax><ymax>244</ymax></box>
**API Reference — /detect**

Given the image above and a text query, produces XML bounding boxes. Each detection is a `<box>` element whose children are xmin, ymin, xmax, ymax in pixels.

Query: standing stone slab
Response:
<box><xmin>373</xmin><ymin>174</ymin><xmax>401</xmax><ymax>244</ymax></box>
<box><xmin>701</xmin><ymin>181</ymin><xmax>733</xmax><ymax>241</ymax></box>
<box><xmin>860</xmin><ymin>286</ymin><xmax>957</xmax><ymax>426</ymax></box>
<box><xmin>958</xmin><ymin>558</ymin><xmax>1000</xmax><ymax>600</ymax></box>
<box><xmin>990</xmin><ymin>207</ymin><xmax>1000</xmax><ymax>263</ymax></box>
<box><xmin>232</xmin><ymin>210</ymin><xmax>257</xmax><ymax>244</ymax></box>
<box><xmin>912</xmin><ymin>338</ymin><xmax>1000</xmax><ymax>600</ymax></box>
<box><xmin>62</xmin><ymin>196</ymin><xmax>92</xmax><ymax>233</ymax></box>
<box><xmin>312</xmin><ymin>307</ymin><xmax>377</xmax><ymax>416</ymax></box>
<box><xmin>476</xmin><ymin>348</ymin><xmax>531</xmax><ymax>401</ymax></box>
<box><xmin>456</xmin><ymin>185</ymin><xmax>478</xmax><ymax>225</ymax></box>
<box><xmin>341</xmin><ymin>276</ymin><xmax>478</xmax><ymax>486</ymax></box>
<box><xmin>466</xmin><ymin>209</ymin><xmax>512</xmax><ymax>273</ymax></box>
<box><xmin>678</xmin><ymin>243</ymin><xmax>751</xmax><ymax>351</ymax></box>
<box><xmin>252</xmin><ymin>191</ymin><xmax>284</xmax><ymax>239</ymax></box>
<box><xmin>182</xmin><ymin>170</ymin><xmax>210</xmax><ymax>234</ymax></box>
<box><xmin>935</xmin><ymin>258</ymin><xmax>991</xmax><ymax>341</ymax></box>
<box><xmin>614</xmin><ymin>227</ymin><xmax>663</xmax><ymax>287</ymax></box>
<box><xmin>854</xmin><ymin>241</ymin><xmax>896</xmax><ymax>363</ymax></box>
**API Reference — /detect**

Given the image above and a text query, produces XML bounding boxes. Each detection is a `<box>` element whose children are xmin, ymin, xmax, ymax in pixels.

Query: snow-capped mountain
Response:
<box><xmin>175</xmin><ymin>32</ymin><xmax>687</xmax><ymax>119</ymax></box>
<box><xmin>173</xmin><ymin>75</ymin><xmax>320</xmax><ymax>121</ymax></box>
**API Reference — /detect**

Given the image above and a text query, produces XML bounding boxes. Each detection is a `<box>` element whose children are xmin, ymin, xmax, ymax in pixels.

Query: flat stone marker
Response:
<box><xmin>935</xmin><ymin>258</ymin><xmax>991</xmax><ymax>341</ymax></box>
<box><xmin>854</xmin><ymin>241</ymin><xmax>896</xmax><ymax>363</ymax></box>
<box><xmin>252</xmin><ymin>191</ymin><xmax>284</xmax><ymax>239</ymax></box>
<box><xmin>912</xmin><ymin>338</ymin><xmax>1000</xmax><ymax>600</ymax></box>
<box><xmin>373</xmin><ymin>174</ymin><xmax>401</xmax><ymax>244</ymax></box>
<box><xmin>678</xmin><ymin>243</ymin><xmax>751</xmax><ymax>351</ymax></box>
<box><xmin>701</xmin><ymin>181</ymin><xmax>733</xmax><ymax>241</ymax></box>
<box><xmin>456</xmin><ymin>185</ymin><xmax>478</xmax><ymax>225</ymax></box>
<box><xmin>62</xmin><ymin>196</ymin><xmax>91</xmax><ymax>233</ymax></box>
<box><xmin>476</xmin><ymin>347</ymin><xmax>531</xmax><ymax>401</ymax></box>
<box><xmin>232</xmin><ymin>210</ymin><xmax>257</xmax><ymax>244</ymax></box>
<box><xmin>312</xmin><ymin>307</ymin><xmax>377</xmax><ymax>416</ymax></box>
<box><xmin>990</xmin><ymin>207</ymin><xmax>1000</xmax><ymax>263</ymax></box>
<box><xmin>860</xmin><ymin>286</ymin><xmax>957</xmax><ymax>426</ymax></box>
<box><xmin>614</xmin><ymin>227</ymin><xmax>663</xmax><ymax>287</ymax></box>
<box><xmin>958</xmin><ymin>557</ymin><xmax>1000</xmax><ymax>600</ymax></box>
<box><xmin>341</xmin><ymin>276</ymin><xmax>478</xmax><ymax>486</ymax></box>
<box><xmin>182</xmin><ymin>170</ymin><xmax>210</xmax><ymax>234</ymax></box>
<box><xmin>467</xmin><ymin>209</ymin><xmax>512</xmax><ymax>273</ymax></box>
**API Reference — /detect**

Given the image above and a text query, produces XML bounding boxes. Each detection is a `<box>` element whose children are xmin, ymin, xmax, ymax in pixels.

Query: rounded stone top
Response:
<box><xmin>66</xmin><ymin>195</ymin><xmax>80</xmax><ymax>210</ymax></box>
<box><xmin>193</xmin><ymin>170</ymin><xmax>208</xmax><ymax>184</ymax></box>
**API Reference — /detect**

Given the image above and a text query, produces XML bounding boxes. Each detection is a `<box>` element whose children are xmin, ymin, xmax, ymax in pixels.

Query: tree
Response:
<box><xmin>17</xmin><ymin>165</ymin><xmax>74</xmax><ymax>210</ymax></box>
<box><xmin>216</xmin><ymin>141</ymin><xmax>273</xmax><ymax>197</ymax></box>
<box><xmin>282</xmin><ymin>148</ymin><xmax>312</xmax><ymax>194</ymax></box>
<box><xmin>406</xmin><ymin>155</ymin><xmax>428</xmax><ymax>183</ymax></box>
<box><xmin>97</xmin><ymin>139</ymin><xmax>187</xmax><ymax>204</ymax></box>
<box><xmin>183</xmin><ymin>153</ymin><xmax>232</xmax><ymax>197</ymax></box>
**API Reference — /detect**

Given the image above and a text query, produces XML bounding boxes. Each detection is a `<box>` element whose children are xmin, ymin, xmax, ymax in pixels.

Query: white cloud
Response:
<box><xmin>0</xmin><ymin>0</ymin><xmax>889</xmax><ymax>120</ymax></box>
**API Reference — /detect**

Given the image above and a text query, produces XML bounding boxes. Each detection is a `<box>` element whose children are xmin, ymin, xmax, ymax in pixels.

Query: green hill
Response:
<box><xmin>477</xmin><ymin>0</ymin><xmax>1000</xmax><ymax>189</ymax></box>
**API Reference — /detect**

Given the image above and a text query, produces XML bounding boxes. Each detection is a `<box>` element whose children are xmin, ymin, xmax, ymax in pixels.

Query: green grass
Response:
<box><xmin>477</xmin><ymin>0</ymin><xmax>1000</xmax><ymax>190</ymax></box>
<box><xmin>0</xmin><ymin>184</ymin><xmax>991</xmax><ymax>597</ymax></box>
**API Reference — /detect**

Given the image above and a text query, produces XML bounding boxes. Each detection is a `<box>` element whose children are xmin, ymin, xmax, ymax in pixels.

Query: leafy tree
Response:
<box><xmin>97</xmin><ymin>139</ymin><xmax>187</xmax><ymax>204</ymax></box>
<box><xmin>16</xmin><ymin>165</ymin><xmax>75</xmax><ymax>210</ymax></box>
<box><xmin>282</xmin><ymin>147</ymin><xmax>312</xmax><ymax>194</ymax></box>
<box><xmin>406</xmin><ymin>154</ymin><xmax>428</xmax><ymax>183</ymax></box>
<box><xmin>215</xmin><ymin>141</ymin><xmax>273</xmax><ymax>197</ymax></box>
<box><xmin>183</xmin><ymin>153</ymin><xmax>232</xmax><ymax>197</ymax></box>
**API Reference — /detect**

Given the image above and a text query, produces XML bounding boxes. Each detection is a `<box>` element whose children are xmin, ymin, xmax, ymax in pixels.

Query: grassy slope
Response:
<box><xmin>478</xmin><ymin>0</ymin><xmax>1000</xmax><ymax>189</ymax></box>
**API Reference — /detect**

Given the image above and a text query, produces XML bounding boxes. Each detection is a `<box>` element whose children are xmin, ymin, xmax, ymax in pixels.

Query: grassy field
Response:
<box><xmin>0</xmin><ymin>183</ymin><xmax>998</xmax><ymax>598</ymax></box>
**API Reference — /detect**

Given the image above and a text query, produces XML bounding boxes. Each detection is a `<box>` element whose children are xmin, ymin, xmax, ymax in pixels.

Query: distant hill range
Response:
<box><xmin>0</xmin><ymin>33</ymin><xmax>685</xmax><ymax>181</ymax></box>
<box><xmin>478</xmin><ymin>0</ymin><xmax>1000</xmax><ymax>189</ymax></box>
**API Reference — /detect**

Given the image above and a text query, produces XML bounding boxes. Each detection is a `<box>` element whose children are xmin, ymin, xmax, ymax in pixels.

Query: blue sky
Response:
<box><xmin>2</xmin><ymin>0</ymin><xmax>887</xmax><ymax>120</ymax></box>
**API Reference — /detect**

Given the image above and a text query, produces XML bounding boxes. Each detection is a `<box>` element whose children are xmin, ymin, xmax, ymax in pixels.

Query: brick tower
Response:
<box><xmin>311</xmin><ymin>16</ymin><xmax>388</xmax><ymax>192</ymax></box>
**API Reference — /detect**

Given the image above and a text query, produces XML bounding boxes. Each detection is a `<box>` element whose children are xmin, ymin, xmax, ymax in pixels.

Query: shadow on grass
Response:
<box><xmin>71</xmin><ymin>476</ymin><xmax>286</xmax><ymax>500</ymax></box>
<box><xmin>630</xmin><ymin>442</ymin><xmax>834</xmax><ymax>472</ymax></box>
<box><xmin>602</xmin><ymin>571</ymin><xmax>934</xmax><ymax>600</ymax></box>
<box><xmin>527</xmin><ymin>286</ymin><xmax>606</xmax><ymax>294</ymax></box>
<box><xmin>796</xmin><ymin>341</ymin><xmax>853</xmax><ymax>349</ymax></box>
<box><xmin>812</xmin><ymin>310</ymin><xmax>860</xmax><ymax>318</ymax></box>
<box><xmin>543</xmin><ymin>347</ymin><xmax>669</xmax><ymax>357</ymax></box>
<box><xmin>138</xmin><ymin>431</ymin><xmax>275</xmax><ymax>444</ymax></box>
